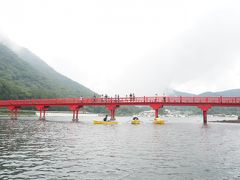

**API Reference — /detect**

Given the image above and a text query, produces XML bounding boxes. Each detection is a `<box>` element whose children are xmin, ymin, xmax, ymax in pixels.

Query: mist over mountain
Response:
<box><xmin>170</xmin><ymin>89</ymin><xmax>240</xmax><ymax>97</ymax></box>
<box><xmin>168</xmin><ymin>90</ymin><xmax>195</xmax><ymax>97</ymax></box>
<box><xmin>0</xmin><ymin>37</ymin><xmax>145</xmax><ymax>115</ymax></box>
<box><xmin>198</xmin><ymin>89</ymin><xmax>240</xmax><ymax>97</ymax></box>
<box><xmin>0</xmin><ymin>37</ymin><xmax>95</xmax><ymax>100</ymax></box>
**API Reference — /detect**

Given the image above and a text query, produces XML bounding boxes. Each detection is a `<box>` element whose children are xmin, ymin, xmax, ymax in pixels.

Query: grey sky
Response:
<box><xmin>0</xmin><ymin>0</ymin><xmax>239</xmax><ymax>96</ymax></box>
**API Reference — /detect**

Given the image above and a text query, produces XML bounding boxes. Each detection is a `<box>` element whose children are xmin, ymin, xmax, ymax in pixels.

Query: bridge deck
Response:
<box><xmin>0</xmin><ymin>96</ymin><xmax>240</xmax><ymax>107</ymax></box>
<box><xmin>1</xmin><ymin>96</ymin><xmax>239</xmax><ymax>123</ymax></box>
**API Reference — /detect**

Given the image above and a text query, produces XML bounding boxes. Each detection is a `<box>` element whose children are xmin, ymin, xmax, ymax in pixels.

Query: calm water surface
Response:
<box><xmin>0</xmin><ymin>115</ymin><xmax>240</xmax><ymax>179</ymax></box>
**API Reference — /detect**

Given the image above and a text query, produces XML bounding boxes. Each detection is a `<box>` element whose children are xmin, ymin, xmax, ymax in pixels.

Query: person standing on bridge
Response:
<box><xmin>130</xmin><ymin>93</ymin><xmax>132</xmax><ymax>101</ymax></box>
<box><xmin>155</xmin><ymin>93</ymin><xmax>158</xmax><ymax>102</ymax></box>
<box><xmin>163</xmin><ymin>94</ymin><xmax>166</xmax><ymax>103</ymax></box>
<box><xmin>105</xmin><ymin>94</ymin><xmax>108</xmax><ymax>102</ymax></box>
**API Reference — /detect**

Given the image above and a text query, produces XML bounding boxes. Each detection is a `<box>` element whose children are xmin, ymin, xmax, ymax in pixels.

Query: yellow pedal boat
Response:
<box><xmin>131</xmin><ymin>120</ymin><xmax>141</xmax><ymax>124</ymax></box>
<box><xmin>93</xmin><ymin>120</ymin><xmax>119</xmax><ymax>125</ymax></box>
<box><xmin>154</xmin><ymin>118</ymin><xmax>165</xmax><ymax>124</ymax></box>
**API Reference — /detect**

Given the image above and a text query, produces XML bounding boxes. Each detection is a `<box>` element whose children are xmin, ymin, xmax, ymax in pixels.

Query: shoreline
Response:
<box><xmin>210</xmin><ymin>119</ymin><xmax>240</xmax><ymax>124</ymax></box>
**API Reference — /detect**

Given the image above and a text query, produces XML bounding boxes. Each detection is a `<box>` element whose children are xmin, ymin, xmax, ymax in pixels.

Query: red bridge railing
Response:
<box><xmin>1</xmin><ymin>96</ymin><xmax>240</xmax><ymax>123</ymax></box>
<box><xmin>1</xmin><ymin>96</ymin><xmax>240</xmax><ymax>106</ymax></box>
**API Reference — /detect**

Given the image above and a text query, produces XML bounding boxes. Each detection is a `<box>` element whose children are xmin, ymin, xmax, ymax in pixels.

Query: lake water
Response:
<box><xmin>0</xmin><ymin>115</ymin><xmax>240</xmax><ymax>179</ymax></box>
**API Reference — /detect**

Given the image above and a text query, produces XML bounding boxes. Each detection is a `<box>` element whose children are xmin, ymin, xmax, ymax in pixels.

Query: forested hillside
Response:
<box><xmin>0</xmin><ymin>43</ymin><xmax>94</xmax><ymax>100</ymax></box>
<box><xmin>0</xmin><ymin>41</ymin><xmax>144</xmax><ymax>115</ymax></box>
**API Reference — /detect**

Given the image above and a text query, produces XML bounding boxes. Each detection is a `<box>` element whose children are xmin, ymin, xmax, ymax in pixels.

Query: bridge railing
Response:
<box><xmin>222</xmin><ymin>97</ymin><xmax>240</xmax><ymax>103</ymax></box>
<box><xmin>1</xmin><ymin>96</ymin><xmax>240</xmax><ymax>106</ymax></box>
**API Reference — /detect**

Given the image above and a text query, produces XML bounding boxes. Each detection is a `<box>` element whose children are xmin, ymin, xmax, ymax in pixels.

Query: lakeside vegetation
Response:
<box><xmin>0</xmin><ymin>109</ymin><xmax>35</xmax><ymax>115</ymax></box>
<box><xmin>163</xmin><ymin>106</ymin><xmax>240</xmax><ymax>116</ymax></box>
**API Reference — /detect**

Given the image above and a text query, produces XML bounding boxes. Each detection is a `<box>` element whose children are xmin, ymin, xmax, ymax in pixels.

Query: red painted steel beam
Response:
<box><xmin>0</xmin><ymin>96</ymin><xmax>240</xmax><ymax>108</ymax></box>
<box><xmin>1</xmin><ymin>96</ymin><xmax>239</xmax><ymax>123</ymax></box>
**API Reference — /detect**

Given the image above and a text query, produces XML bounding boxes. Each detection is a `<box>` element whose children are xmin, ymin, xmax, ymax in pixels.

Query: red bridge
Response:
<box><xmin>1</xmin><ymin>96</ymin><xmax>240</xmax><ymax>123</ymax></box>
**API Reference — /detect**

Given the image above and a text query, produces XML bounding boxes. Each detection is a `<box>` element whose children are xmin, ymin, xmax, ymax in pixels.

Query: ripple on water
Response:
<box><xmin>1</xmin><ymin>117</ymin><xmax>240</xmax><ymax>179</ymax></box>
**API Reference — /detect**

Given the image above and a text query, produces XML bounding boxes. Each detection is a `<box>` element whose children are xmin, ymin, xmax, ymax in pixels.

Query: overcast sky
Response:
<box><xmin>0</xmin><ymin>0</ymin><xmax>239</xmax><ymax>96</ymax></box>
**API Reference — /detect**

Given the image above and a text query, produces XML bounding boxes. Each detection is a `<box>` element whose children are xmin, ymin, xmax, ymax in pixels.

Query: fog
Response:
<box><xmin>0</xmin><ymin>0</ymin><xmax>239</xmax><ymax>96</ymax></box>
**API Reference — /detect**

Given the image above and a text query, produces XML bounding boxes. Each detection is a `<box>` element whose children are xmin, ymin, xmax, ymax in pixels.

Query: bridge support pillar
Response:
<box><xmin>198</xmin><ymin>105</ymin><xmax>212</xmax><ymax>124</ymax></box>
<box><xmin>8</xmin><ymin>106</ymin><xmax>20</xmax><ymax>120</ymax></box>
<box><xmin>36</xmin><ymin>106</ymin><xmax>49</xmax><ymax>121</ymax></box>
<box><xmin>203</xmin><ymin>110</ymin><xmax>207</xmax><ymax>124</ymax></box>
<box><xmin>155</xmin><ymin>109</ymin><xmax>159</xmax><ymax>118</ymax></box>
<box><xmin>106</xmin><ymin>105</ymin><xmax>119</xmax><ymax>120</ymax></box>
<box><xmin>69</xmin><ymin>105</ymin><xmax>82</xmax><ymax>122</ymax></box>
<box><xmin>150</xmin><ymin>104</ymin><xmax>163</xmax><ymax>118</ymax></box>
<box><xmin>110</xmin><ymin>109</ymin><xmax>115</xmax><ymax>120</ymax></box>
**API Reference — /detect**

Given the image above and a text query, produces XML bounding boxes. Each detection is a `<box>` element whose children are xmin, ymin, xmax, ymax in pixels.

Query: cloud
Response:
<box><xmin>0</xmin><ymin>0</ymin><xmax>240</xmax><ymax>96</ymax></box>
<box><xmin>117</xmin><ymin>5</ymin><xmax>240</xmax><ymax>95</ymax></box>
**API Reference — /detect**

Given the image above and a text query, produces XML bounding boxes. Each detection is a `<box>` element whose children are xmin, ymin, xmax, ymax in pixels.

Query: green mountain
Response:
<box><xmin>198</xmin><ymin>89</ymin><xmax>240</xmax><ymax>96</ymax></box>
<box><xmin>0</xmin><ymin>43</ymin><xmax>95</xmax><ymax>100</ymax></box>
<box><xmin>169</xmin><ymin>90</ymin><xmax>195</xmax><ymax>96</ymax></box>
<box><xmin>170</xmin><ymin>89</ymin><xmax>240</xmax><ymax>96</ymax></box>
<box><xmin>0</xmin><ymin>39</ymin><xmax>144</xmax><ymax>115</ymax></box>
